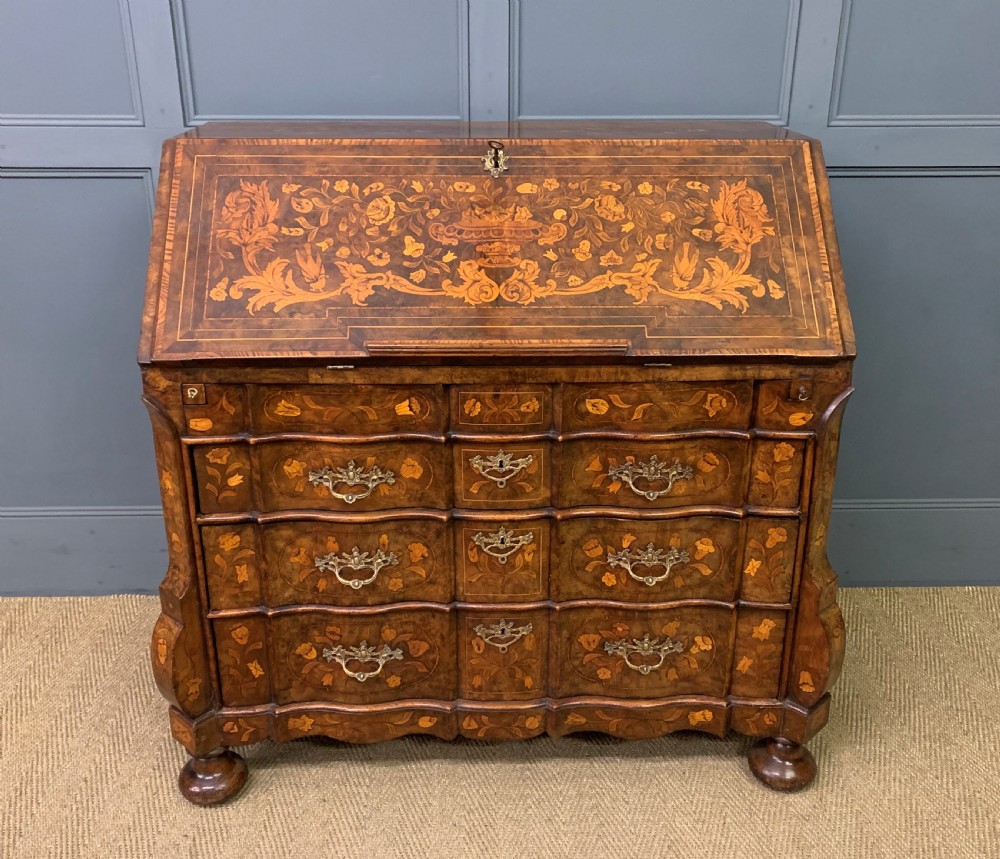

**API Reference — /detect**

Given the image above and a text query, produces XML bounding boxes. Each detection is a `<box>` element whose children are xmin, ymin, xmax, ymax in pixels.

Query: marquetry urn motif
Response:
<box><xmin>140</xmin><ymin>121</ymin><xmax>854</xmax><ymax>804</ymax></box>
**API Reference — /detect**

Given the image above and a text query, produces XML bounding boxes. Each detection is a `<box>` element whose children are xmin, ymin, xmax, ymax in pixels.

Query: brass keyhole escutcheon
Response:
<box><xmin>482</xmin><ymin>140</ymin><xmax>509</xmax><ymax>178</ymax></box>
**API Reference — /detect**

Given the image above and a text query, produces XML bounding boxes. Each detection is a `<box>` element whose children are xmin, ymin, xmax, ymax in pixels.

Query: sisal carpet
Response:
<box><xmin>1</xmin><ymin>589</ymin><xmax>998</xmax><ymax>859</ymax></box>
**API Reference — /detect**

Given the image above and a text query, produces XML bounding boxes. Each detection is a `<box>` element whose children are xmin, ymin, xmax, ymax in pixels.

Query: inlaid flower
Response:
<box><xmin>637</xmin><ymin>182</ymin><xmax>653</xmax><ymax>195</ymax></box>
<box><xmin>206</xmin><ymin>448</ymin><xmax>231</xmax><ymax>465</ymax></box>
<box><xmin>231</xmin><ymin>625</ymin><xmax>250</xmax><ymax>645</ymax></box>
<box><xmin>274</xmin><ymin>399</ymin><xmax>302</xmax><ymax>417</ymax></box>
<box><xmin>688</xmin><ymin>709</ymin><xmax>713</xmax><ymax>726</ymax></box>
<box><xmin>367</xmin><ymin>248</ymin><xmax>390</xmax><ymax>266</ymax></box>
<box><xmin>400</xmin><ymin>457</ymin><xmax>423</xmax><ymax>479</ymax></box>
<box><xmin>408</xmin><ymin>542</ymin><xmax>429</xmax><ymax>563</ymax></box>
<box><xmin>409</xmin><ymin>270</ymin><xmax>426</xmax><ymax>283</ymax></box>
<box><xmin>282</xmin><ymin>458</ymin><xmax>306</xmax><ymax>479</ymax></box>
<box><xmin>693</xmin><ymin>537</ymin><xmax>715</xmax><ymax>560</ymax></box>
<box><xmin>524</xmin><ymin>715</ymin><xmax>541</xmax><ymax>729</ymax></box>
<box><xmin>572</xmin><ymin>240</ymin><xmax>592</xmax><ymax>261</ymax></box>
<box><xmin>601</xmin><ymin>571</ymin><xmax>617</xmax><ymax>588</ymax></box>
<box><xmin>696</xmin><ymin>452</ymin><xmax>720</xmax><ymax>473</ymax></box>
<box><xmin>218</xmin><ymin>532</ymin><xmax>241</xmax><ymax>552</ymax></box>
<box><xmin>403</xmin><ymin>236</ymin><xmax>425</xmax><ymax>257</ymax></box>
<box><xmin>611</xmin><ymin>622</ymin><xmax>629</xmax><ymax>636</ymax></box>
<box><xmin>542</xmin><ymin>178</ymin><xmax>559</xmax><ymax>190</ymax></box>
<box><xmin>387</xmin><ymin>577</ymin><xmax>404</xmax><ymax>591</ymax></box>
<box><xmin>363</xmin><ymin>182</ymin><xmax>384</xmax><ymax>195</ymax></box>
<box><xmin>210</xmin><ymin>279</ymin><xmax>228</xmax><ymax>301</ymax></box>
<box><xmin>567</xmin><ymin>275</ymin><xmax>583</xmax><ymax>286</ymax></box>
<box><xmin>743</xmin><ymin>558</ymin><xmax>761</xmax><ymax>577</ymax></box>
<box><xmin>582</xmin><ymin>538</ymin><xmax>604</xmax><ymax>558</ymax></box>
<box><xmin>386</xmin><ymin>675</ymin><xmax>401</xmax><ymax>688</ymax></box>
<box><xmin>463</xmin><ymin>398</ymin><xmax>482</xmax><ymax>416</ymax></box>
<box><xmin>752</xmin><ymin>619</ymin><xmax>777</xmax><ymax>641</ymax></box>
<box><xmin>703</xmin><ymin>392</ymin><xmax>728</xmax><ymax>417</ymax></box>
<box><xmin>596</xmin><ymin>667</ymin><xmax>613</xmax><ymax>681</ymax></box>
<box><xmin>246</xmin><ymin>660</ymin><xmax>265</xmax><ymax>679</ymax></box>
<box><xmin>452</xmin><ymin>182</ymin><xmax>476</xmax><ymax>193</ymax></box>
<box><xmin>365</xmin><ymin>195</ymin><xmax>395</xmax><ymax>225</ymax></box>
<box><xmin>594</xmin><ymin>194</ymin><xmax>625</xmax><ymax>222</ymax></box>
<box><xmin>519</xmin><ymin>397</ymin><xmax>540</xmax><ymax>413</ymax></box>
<box><xmin>288</xmin><ymin>715</ymin><xmax>314</xmax><ymax>732</ymax></box>
<box><xmin>773</xmin><ymin>443</ymin><xmax>796</xmax><ymax>463</ymax></box>
<box><xmin>599</xmin><ymin>250</ymin><xmax>623</xmax><ymax>267</ymax></box>
<box><xmin>788</xmin><ymin>411</ymin><xmax>813</xmax><ymax>427</ymax></box>
<box><xmin>584</xmin><ymin>398</ymin><xmax>609</xmax><ymax>415</ymax></box>
<box><xmin>766</xmin><ymin>527</ymin><xmax>788</xmax><ymax>548</ymax></box>
<box><xmin>333</xmin><ymin>180</ymin><xmax>350</xmax><ymax>193</ymax></box>
<box><xmin>516</xmin><ymin>182</ymin><xmax>539</xmax><ymax>194</ymax></box>
<box><xmin>736</xmin><ymin>657</ymin><xmax>753</xmax><ymax>674</ymax></box>
<box><xmin>690</xmin><ymin>635</ymin><xmax>713</xmax><ymax>653</ymax></box>
<box><xmin>394</xmin><ymin>397</ymin><xmax>417</xmax><ymax>416</ymax></box>
<box><xmin>553</xmin><ymin>208</ymin><xmax>568</xmax><ymax>220</ymax></box>
<box><xmin>513</xmin><ymin>206</ymin><xmax>532</xmax><ymax>221</ymax></box>
<box><xmin>577</xmin><ymin>633</ymin><xmax>601</xmax><ymax>652</ymax></box>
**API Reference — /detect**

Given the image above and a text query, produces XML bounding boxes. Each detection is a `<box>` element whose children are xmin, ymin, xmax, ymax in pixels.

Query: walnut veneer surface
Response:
<box><xmin>138</xmin><ymin>121</ymin><xmax>854</xmax><ymax>803</ymax></box>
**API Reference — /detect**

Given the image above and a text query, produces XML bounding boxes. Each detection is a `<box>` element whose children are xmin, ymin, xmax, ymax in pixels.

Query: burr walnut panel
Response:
<box><xmin>459</xmin><ymin>608</ymin><xmax>548</xmax><ymax>702</ymax></box>
<box><xmin>260</xmin><ymin>519</ymin><xmax>452</xmax><ymax>607</ymax></box>
<box><xmin>552</xmin><ymin>606</ymin><xmax>734</xmax><ymax>699</ymax></box>
<box><xmin>454</xmin><ymin>442</ymin><xmax>550</xmax><ymax>509</ymax></box>
<box><xmin>559</xmin><ymin>438</ymin><xmax>747</xmax><ymax>509</ymax></box>
<box><xmin>271</xmin><ymin>609</ymin><xmax>455</xmax><ymax>705</ymax></box>
<box><xmin>202</xmin><ymin>524</ymin><xmax>262</xmax><ymax>610</ymax></box>
<box><xmin>250</xmin><ymin>384</ymin><xmax>444</xmax><ymax>435</ymax></box>
<box><xmin>553</xmin><ymin>515</ymin><xmax>741</xmax><ymax>602</ymax></box>
<box><xmin>451</xmin><ymin>387</ymin><xmax>552</xmax><ymax>432</ymax></box>
<box><xmin>455</xmin><ymin>518</ymin><xmax>549</xmax><ymax>602</ymax></box>
<box><xmin>256</xmin><ymin>441</ymin><xmax>449</xmax><ymax>512</ymax></box>
<box><xmin>561</xmin><ymin>381</ymin><xmax>753</xmax><ymax>433</ymax></box>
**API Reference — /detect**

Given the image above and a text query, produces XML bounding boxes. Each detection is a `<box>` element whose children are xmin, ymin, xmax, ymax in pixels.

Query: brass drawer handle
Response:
<box><xmin>308</xmin><ymin>460</ymin><xmax>396</xmax><ymax>504</ymax></box>
<box><xmin>604</xmin><ymin>633</ymin><xmax>685</xmax><ymax>675</ymax></box>
<box><xmin>607</xmin><ymin>455</ymin><xmax>693</xmax><ymax>501</ymax></box>
<box><xmin>469</xmin><ymin>449</ymin><xmax>533</xmax><ymax>488</ymax></box>
<box><xmin>322</xmin><ymin>641</ymin><xmax>403</xmax><ymax>682</ymax></box>
<box><xmin>473</xmin><ymin>619</ymin><xmax>533</xmax><ymax>653</ymax></box>
<box><xmin>606</xmin><ymin>543</ymin><xmax>690</xmax><ymax>587</ymax></box>
<box><xmin>314</xmin><ymin>546</ymin><xmax>399</xmax><ymax>590</ymax></box>
<box><xmin>471</xmin><ymin>526</ymin><xmax>534</xmax><ymax>564</ymax></box>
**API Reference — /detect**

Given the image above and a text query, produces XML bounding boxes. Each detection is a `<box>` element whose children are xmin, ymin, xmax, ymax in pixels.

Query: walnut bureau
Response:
<box><xmin>138</xmin><ymin>121</ymin><xmax>854</xmax><ymax>804</ymax></box>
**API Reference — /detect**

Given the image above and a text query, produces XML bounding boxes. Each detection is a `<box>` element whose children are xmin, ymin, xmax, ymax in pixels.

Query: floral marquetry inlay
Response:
<box><xmin>209</xmin><ymin>175</ymin><xmax>786</xmax><ymax>313</ymax></box>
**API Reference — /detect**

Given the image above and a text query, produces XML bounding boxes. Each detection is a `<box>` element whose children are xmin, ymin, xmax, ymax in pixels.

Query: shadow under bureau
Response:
<box><xmin>138</xmin><ymin>121</ymin><xmax>854</xmax><ymax>804</ymax></box>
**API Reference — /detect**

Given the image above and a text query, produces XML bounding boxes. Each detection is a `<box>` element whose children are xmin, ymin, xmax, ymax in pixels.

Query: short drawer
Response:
<box><xmin>562</xmin><ymin>381</ymin><xmax>752</xmax><ymax>433</ymax></box>
<box><xmin>456</xmin><ymin>518</ymin><xmax>549</xmax><ymax>601</ymax></box>
<box><xmin>459</xmin><ymin>608</ymin><xmax>547</xmax><ymax>701</ymax></box>
<box><xmin>257</xmin><ymin>441</ymin><xmax>449</xmax><ymax>511</ymax></box>
<box><xmin>451</xmin><ymin>386</ymin><xmax>553</xmax><ymax>432</ymax></box>
<box><xmin>454</xmin><ymin>442</ymin><xmax>550</xmax><ymax>509</ymax></box>
<box><xmin>552</xmin><ymin>606</ymin><xmax>733</xmax><ymax>699</ymax></box>
<box><xmin>261</xmin><ymin>519</ymin><xmax>452</xmax><ymax>607</ymax></box>
<box><xmin>553</xmin><ymin>516</ymin><xmax>740</xmax><ymax>602</ymax></box>
<box><xmin>558</xmin><ymin>439</ymin><xmax>747</xmax><ymax>509</ymax></box>
<box><xmin>272</xmin><ymin>609</ymin><xmax>455</xmax><ymax>705</ymax></box>
<box><xmin>250</xmin><ymin>385</ymin><xmax>444</xmax><ymax>435</ymax></box>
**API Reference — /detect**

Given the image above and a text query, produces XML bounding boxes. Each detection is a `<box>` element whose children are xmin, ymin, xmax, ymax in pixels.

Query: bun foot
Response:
<box><xmin>178</xmin><ymin>749</ymin><xmax>248</xmax><ymax>806</ymax></box>
<box><xmin>748</xmin><ymin>738</ymin><xmax>816</xmax><ymax>792</ymax></box>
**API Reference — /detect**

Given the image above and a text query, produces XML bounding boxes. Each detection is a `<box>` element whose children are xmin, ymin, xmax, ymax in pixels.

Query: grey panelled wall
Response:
<box><xmin>0</xmin><ymin>0</ymin><xmax>997</xmax><ymax>594</ymax></box>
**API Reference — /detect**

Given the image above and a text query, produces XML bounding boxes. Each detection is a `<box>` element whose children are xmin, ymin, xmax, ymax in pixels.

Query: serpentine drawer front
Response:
<box><xmin>140</xmin><ymin>120</ymin><xmax>854</xmax><ymax>804</ymax></box>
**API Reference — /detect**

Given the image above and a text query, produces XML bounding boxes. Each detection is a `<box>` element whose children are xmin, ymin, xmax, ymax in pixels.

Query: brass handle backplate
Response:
<box><xmin>308</xmin><ymin>460</ymin><xmax>396</xmax><ymax>504</ymax></box>
<box><xmin>322</xmin><ymin>641</ymin><xmax>404</xmax><ymax>682</ymax></box>
<box><xmin>473</xmin><ymin>619</ymin><xmax>533</xmax><ymax>653</ymax></box>
<box><xmin>469</xmin><ymin>449</ymin><xmax>533</xmax><ymax>489</ymax></box>
<box><xmin>607</xmin><ymin>456</ymin><xmax>693</xmax><ymax>501</ymax></box>
<box><xmin>603</xmin><ymin>633</ymin><xmax>685</xmax><ymax>675</ymax></box>
<box><xmin>606</xmin><ymin>543</ymin><xmax>690</xmax><ymax>587</ymax></box>
<box><xmin>314</xmin><ymin>546</ymin><xmax>399</xmax><ymax>590</ymax></box>
<box><xmin>471</xmin><ymin>526</ymin><xmax>534</xmax><ymax>564</ymax></box>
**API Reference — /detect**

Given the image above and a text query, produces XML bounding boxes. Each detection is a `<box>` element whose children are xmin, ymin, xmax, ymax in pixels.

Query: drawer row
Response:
<box><xmin>213</xmin><ymin>604</ymin><xmax>788</xmax><ymax>709</ymax></box>
<box><xmin>182</xmin><ymin>380</ymin><xmax>820</xmax><ymax>437</ymax></box>
<box><xmin>202</xmin><ymin>514</ymin><xmax>798</xmax><ymax>609</ymax></box>
<box><xmin>192</xmin><ymin>436</ymin><xmax>806</xmax><ymax>514</ymax></box>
